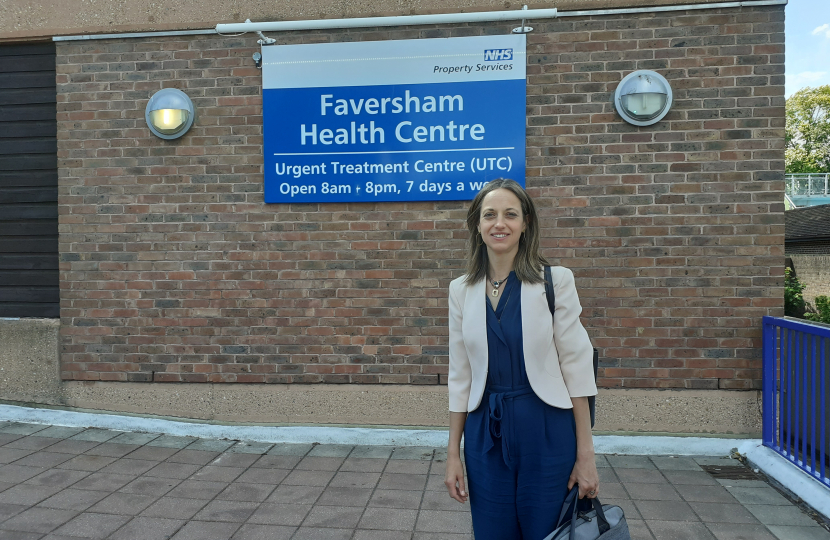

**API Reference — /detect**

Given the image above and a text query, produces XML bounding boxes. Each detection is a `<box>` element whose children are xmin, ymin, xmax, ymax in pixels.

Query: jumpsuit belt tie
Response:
<box><xmin>482</xmin><ymin>384</ymin><xmax>534</xmax><ymax>468</ymax></box>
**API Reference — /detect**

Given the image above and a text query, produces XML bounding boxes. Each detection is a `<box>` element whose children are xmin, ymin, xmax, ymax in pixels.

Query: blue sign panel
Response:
<box><xmin>261</xmin><ymin>35</ymin><xmax>526</xmax><ymax>203</ymax></box>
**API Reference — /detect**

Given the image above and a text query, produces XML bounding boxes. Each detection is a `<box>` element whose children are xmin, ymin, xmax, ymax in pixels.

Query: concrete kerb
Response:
<box><xmin>0</xmin><ymin>404</ymin><xmax>451</xmax><ymax>447</ymax></box>
<box><xmin>739</xmin><ymin>440</ymin><xmax>830</xmax><ymax>520</ymax></box>
<box><xmin>0</xmin><ymin>403</ymin><xmax>754</xmax><ymax>455</ymax></box>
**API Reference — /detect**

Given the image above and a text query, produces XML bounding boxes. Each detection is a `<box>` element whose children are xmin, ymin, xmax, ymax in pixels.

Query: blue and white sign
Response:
<box><xmin>262</xmin><ymin>35</ymin><xmax>526</xmax><ymax>203</ymax></box>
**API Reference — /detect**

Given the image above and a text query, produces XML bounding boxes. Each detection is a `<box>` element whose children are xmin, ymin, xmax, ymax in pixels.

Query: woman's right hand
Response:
<box><xmin>444</xmin><ymin>455</ymin><xmax>468</xmax><ymax>503</ymax></box>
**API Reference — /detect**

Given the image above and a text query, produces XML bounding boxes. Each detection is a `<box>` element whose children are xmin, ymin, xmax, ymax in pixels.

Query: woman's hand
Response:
<box><xmin>444</xmin><ymin>455</ymin><xmax>468</xmax><ymax>503</ymax></box>
<box><xmin>568</xmin><ymin>451</ymin><xmax>599</xmax><ymax>499</ymax></box>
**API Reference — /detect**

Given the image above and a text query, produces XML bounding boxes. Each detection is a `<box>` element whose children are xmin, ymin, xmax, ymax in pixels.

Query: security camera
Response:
<box><xmin>253</xmin><ymin>52</ymin><xmax>262</xmax><ymax>69</ymax></box>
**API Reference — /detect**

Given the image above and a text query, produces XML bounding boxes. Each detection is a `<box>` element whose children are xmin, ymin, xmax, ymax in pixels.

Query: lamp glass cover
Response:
<box><xmin>620</xmin><ymin>92</ymin><xmax>668</xmax><ymax>121</ymax></box>
<box><xmin>149</xmin><ymin>109</ymin><xmax>189</xmax><ymax>134</ymax></box>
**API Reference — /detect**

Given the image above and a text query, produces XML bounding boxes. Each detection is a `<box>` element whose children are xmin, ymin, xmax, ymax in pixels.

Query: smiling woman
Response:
<box><xmin>445</xmin><ymin>179</ymin><xmax>600</xmax><ymax>539</ymax></box>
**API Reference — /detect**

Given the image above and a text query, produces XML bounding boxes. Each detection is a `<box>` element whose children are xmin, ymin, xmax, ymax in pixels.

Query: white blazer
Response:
<box><xmin>448</xmin><ymin>266</ymin><xmax>597</xmax><ymax>413</ymax></box>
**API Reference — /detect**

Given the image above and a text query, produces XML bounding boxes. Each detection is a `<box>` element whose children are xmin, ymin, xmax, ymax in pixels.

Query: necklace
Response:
<box><xmin>490</xmin><ymin>275</ymin><xmax>509</xmax><ymax>297</ymax></box>
<box><xmin>496</xmin><ymin>285</ymin><xmax>513</xmax><ymax>322</ymax></box>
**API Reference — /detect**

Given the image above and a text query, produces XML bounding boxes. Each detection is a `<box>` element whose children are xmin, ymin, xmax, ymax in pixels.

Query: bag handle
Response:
<box><xmin>544</xmin><ymin>265</ymin><xmax>556</xmax><ymax>316</ymax></box>
<box><xmin>554</xmin><ymin>485</ymin><xmax>579</xmax><ymax>529</ymax></box>
<box><xmin>589</xmin><ymin>498</ymin><xmax>612</xmax><ymax>535</ymax></box>
<box><xmin>568</xmin><ymin>486</ymin><xmax>611</xmax><ymax>540</ymax></box>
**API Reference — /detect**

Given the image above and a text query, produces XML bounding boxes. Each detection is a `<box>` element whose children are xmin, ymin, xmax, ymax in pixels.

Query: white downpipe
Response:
<box><xmin>54</xmin><ymin>29</ymin><xmax>216</xmax><ymax>42</ymax></box>
<box><xmin>216</xmin><ymin>8</ymin><xmax>558</xmax><ymax>34</ymax></box>
<box><xmin>556</xmin><ymin>0</ymin><xmax>787</xmax><ymax>18</ymax></box>
<box><xmin>215</xmin><ymin>0</ymin><xmax>787</xmax><ymax>34</ymax></box>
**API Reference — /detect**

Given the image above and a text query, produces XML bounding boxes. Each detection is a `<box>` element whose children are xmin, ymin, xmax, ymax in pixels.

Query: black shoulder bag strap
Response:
<box><xmin>544</xmin><ymin>265</ymin><xmax>598</xmax><ymax>428</ymax></box>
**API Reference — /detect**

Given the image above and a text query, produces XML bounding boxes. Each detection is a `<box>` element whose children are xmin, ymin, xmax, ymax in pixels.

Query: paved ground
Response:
<box><xmin>0</xmin><ymin>421</ymin><xmax>827</xmax><ymax>540</ymax></box>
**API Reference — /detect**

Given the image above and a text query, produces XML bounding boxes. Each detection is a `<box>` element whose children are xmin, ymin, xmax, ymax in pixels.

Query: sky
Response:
<box><xmin>786</xmin><ymin>0</ymin><xmax>830</xmax><ymax>97</ymax></box>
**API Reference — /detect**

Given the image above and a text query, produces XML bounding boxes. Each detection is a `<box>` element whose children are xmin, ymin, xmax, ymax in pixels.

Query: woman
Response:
<box><xmin>444</xmin><ymin>179</ymin><xmax>599</xmax><ymax>539</ymax></box>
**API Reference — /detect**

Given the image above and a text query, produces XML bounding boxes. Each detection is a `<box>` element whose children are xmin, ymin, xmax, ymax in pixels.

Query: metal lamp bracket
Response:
<box><xmin>246</xmin><ymin>20</ymin><xmax>277</xmax><ymax>45</ymax></box>
<box><xmin>512</xmin><ymin>6</ymin><xmax>533</xmax><ymax>34</ymax></box>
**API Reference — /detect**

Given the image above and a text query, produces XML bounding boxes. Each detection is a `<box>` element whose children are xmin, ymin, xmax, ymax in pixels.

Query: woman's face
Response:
<box><xmin>478</xmin><ymin>188</ymin><xmax>527</xmax><ymax>259</ymax></box>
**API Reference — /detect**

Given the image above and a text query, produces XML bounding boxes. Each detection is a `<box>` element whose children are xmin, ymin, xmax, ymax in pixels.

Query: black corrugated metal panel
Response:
<box><xmin>0</xmin><ymin>42</ymin><xmax>58</xmax><ymax>318</ymax></box>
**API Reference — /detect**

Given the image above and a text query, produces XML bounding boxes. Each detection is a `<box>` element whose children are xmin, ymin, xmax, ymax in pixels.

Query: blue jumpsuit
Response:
<box><xmin>464</xmin><ymin>272</ymin><xmax>577</xmax><ymax>540</ymax></box>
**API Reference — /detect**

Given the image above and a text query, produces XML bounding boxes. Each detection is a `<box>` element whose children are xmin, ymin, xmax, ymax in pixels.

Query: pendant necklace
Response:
<box><xmin>490</xmin><ymin>276</ymin><xmax>508</xmax><ymax>297</ymax></box>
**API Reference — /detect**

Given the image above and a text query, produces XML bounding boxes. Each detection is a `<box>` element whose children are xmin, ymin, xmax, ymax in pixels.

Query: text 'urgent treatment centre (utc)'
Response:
<box><xmin>261</xmin><ymin>34</ymin><xmax>527</xmax><ymax>203</ymax></box>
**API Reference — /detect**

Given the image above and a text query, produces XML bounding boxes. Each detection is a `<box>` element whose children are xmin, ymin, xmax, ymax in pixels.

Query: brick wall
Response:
<box><xmin>57</xmin><ymin>5</ymin><xmax>785</xmax><ymax>390</ymax></box>
<box><xmin>790</xmin><ymin>255</ymin><xmax>830</xmax><ymax>307</ymax></box>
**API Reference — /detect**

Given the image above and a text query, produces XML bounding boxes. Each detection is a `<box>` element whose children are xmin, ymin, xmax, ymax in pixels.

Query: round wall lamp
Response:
<box><xmin>145</xmin><ymin>88</ymin><xmax>195</xmax><ymax>140</ymax></box>
<box><xmin>614</xmin><ymin>70</ymin><xmax>673</xmax><ymax>127</ymax></box>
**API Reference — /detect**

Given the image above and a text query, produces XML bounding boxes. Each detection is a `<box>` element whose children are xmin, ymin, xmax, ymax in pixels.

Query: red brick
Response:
<box><xmin>56</xmin><ymin>7</ymin><xmax>784</xmax><ymax>392</ymax></box>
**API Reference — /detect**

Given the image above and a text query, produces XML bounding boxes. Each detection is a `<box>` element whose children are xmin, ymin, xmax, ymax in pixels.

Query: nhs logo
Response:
<box><xmin>484</xmin><ymin>49</ymin><xmax>513</xmax><ymax>61</ymax></box>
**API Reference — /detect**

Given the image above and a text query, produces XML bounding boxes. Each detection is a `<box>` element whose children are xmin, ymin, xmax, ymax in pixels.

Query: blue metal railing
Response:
<box><xmin>763</xmin><ymin>316</ymin><xmax>830</xmax><ymax>487</ymax></box>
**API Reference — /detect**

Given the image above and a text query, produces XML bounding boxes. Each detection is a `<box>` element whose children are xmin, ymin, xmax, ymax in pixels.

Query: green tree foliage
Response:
<box><xmin>805</xmin><ymin>296</ymin><xmax>830</xmax><ymax>324</ymax></box>
<box><xmin>786</xmin><ymin>85</ymin><xmax>830</xmax><ymax>173</ymax></box>
<box><xmin>784</xmin><ymin>268</ymin><xmax>807</xmax><ymax>317</ymax></box>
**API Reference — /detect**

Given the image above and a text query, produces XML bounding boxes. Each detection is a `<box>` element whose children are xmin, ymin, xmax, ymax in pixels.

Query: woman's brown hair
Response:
<box><xmin>464</xmin><ymin>179</ymin><xmax>549</xmax><ymax>284</ymax></box>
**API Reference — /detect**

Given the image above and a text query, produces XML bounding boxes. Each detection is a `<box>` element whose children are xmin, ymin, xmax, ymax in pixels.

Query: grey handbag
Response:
<box><xmin>543</xmin><ymin>486</ymin><xmax>631</xmax><ymax>540</ymax></box>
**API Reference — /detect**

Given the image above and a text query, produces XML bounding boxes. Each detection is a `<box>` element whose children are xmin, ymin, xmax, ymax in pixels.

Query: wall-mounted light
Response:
<box><xmin>614</xmin><ymin>70</ymin><xmax>673</xmax><ymax>127</ymax></box>
<box><xmin>145</xmin><ymin>88</ymin><xmax>195</xmax><ymax>140</ymax></box>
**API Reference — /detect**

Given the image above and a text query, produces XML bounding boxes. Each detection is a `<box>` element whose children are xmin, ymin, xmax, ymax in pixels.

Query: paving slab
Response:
<box><xmin>650</xmin><ymin>456</ymin><xmax>704</xmax><ymax>471</ymax></box>
<box><xmin>51</xmin><ymin>512</ymin><xmax>132</xmax><ymax>539</ymax></box>
<box><xmin>607</xmin><ymin>455</ymin><xmax>657</xmax><ymax>469</ymax></box>
<box><xmin>185</xmin><ymin>439</ymin><xmax>236</xmax><ymax>453</ymax></box>
<box><xmin>627</xmin><ymin>519</ymin><xmax>655</xmax><ymax>540</ymax></box>
<box><xmin>0</xmin><ymin>507</ymin><xmax>79</xmax><ymax>534</ymax></box>
<box><xmin>231</xmin><ymin>523</ymin><xmax>296</xmax><ymax>539</ymax></box>
<box><xmin>390</xmin><ymin>446</ymin><xmax>435</xmax><ymax>460</ymax></box>
<box><xmin>705</xmin><ymin>522</ymin><xmax>779</xmax><ymax>540</ymax></box>
<box><xmin>6</xmin><ymin>437</ymin><xmax>59</xmax><ymax>451</ymax></box>
<box><xmin>369</xmin><ymin>489</ymin><xmax>423</xmax><ymax>509</ymax></box>
<box><xmin>646</xmin><ymin>519</ymin><xmax>717</xmax><ymax>539</ymax></box>
<box><xmin>266</xmin><ymin>443</ymin><xmax>312</xmax><ymax>456</ymax></box>
<box><xmin>69</xmin><ymin>429</ymin><xmax>122</xmax><ymax>443</ymax></box>
<box><xmin>169</xmin><ymin>520</ymin><xmax>240</xmax><ymax>539</ymax></box>
<box><xmin>0</xmin><ymin>423</ymin><xmax>49</xmax><ymax>436</ymax></box>
<box><xmin>350</xmin><ymin>445</ymin><xmax>394</xmax><ymax>459</ymax></box>
<box><xmin>767</xmin><ymin>525</ymin><xmax>830</xmax><ymax>540</ymax></box>
<box><xmin>228</xmin><ymin>441</ymin><xmax>274</xmax><ymax>455</ymax></box>
<box><xmin>359</xmin><ymin>506</ymin><xmax>418</xmax><ymax>530</ymax></box>
<box><xmin>216</xmin><ymin>482</ymin><xmax>277</xmax><ymax>503</ymax></box>
<box><xmin>106</xmin><ymin>433</ymin><xmax>161</xmax><ymax>446</ymax></box>
<box><xmin>745</xmin><ymin>504</ymin><xmax>825</xmax><ymax>527</ymax></box>
<box><xmin>302</xmin><ymin>504</ymin><xmax>364</xmax><ymax>528</ymax></box>
<box><xmin>37</xmin><ymin>489</ymin><xmax>110</xmax><ymax>512</ymax></box>
<box><xmin>83</xmin><ymin>443</ymin><xmax>139</xmax><ymax>459</ymax></box>
<box><xmin>140</xmin><ymin>497</ymin><xmax>209</xmax><ymax>520</ymax></box>
<box><xmin>34</xmin><ymin>427</ymin><xmax>87</xmax><ymax>440</ymax></box>
<box><xmin>292</xmin><ymin>527</ymin><xmax>352</xmax><ymax>540</ymax></box>
<box><xmin>108</xmin><ymin>516</ymin><xmax>185</xmax><ymax>540</ymax></box>
<box><xmin>340</xmin><ymin>457</ymin><xmax>387</xmax><ymax>473</ymax></box>
<box><xmin>725</xmin><ymin>486</ymin><xmax>794</xmax><ymax>506</ymax></box>
<box><xmin>144</xmin><ymin>435</ymin><xmax>197</xmax><ymax>449</ymax></box>
<box><xmin>688</xmin><ymin>502</ymin><xmax>761</xmax><ymax>524</ymax></box>
<box><xmin>46</xmin><ymin>439</ymin><xmax>102</xmax><ymax>455</ymax></box>
<box><xmin>307</xmin><ymin>444</ymin><xmax>353</xmax><ymax>458</ymax></box>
